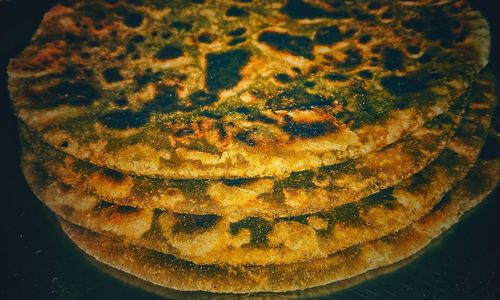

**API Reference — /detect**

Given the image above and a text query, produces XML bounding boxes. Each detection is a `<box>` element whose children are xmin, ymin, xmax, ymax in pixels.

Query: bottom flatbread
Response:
<box><xmin>87</xmin><ymin>250</ymin><xmax>420</xmax><ymax>300</ymax></box>
<box><xmin>59</xmin><ymin>159</ymin><xmax>499</xmax><ymax>293</ymax></box>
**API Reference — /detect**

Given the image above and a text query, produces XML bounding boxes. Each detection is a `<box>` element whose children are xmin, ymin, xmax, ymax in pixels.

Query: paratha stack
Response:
<box><xmin>7</xmin><ymin>0</ymin><xmax>499</xmax><ymax>294</ymax></box>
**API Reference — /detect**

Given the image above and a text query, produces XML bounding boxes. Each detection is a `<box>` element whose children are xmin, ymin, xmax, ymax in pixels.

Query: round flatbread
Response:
<box><xmin>22</xmin><ymin>84</ymin><xmax>494</xmax><ymax>265</ymax></box>
<box><xmin>9</xmin><ymin>0</ymin><xmax>490</xmax><ymax>178</ymax></box>
<box><xmin>59</xmin><ymin>158</ymin><xmax>500</xmax><ymax>292</ymax></box>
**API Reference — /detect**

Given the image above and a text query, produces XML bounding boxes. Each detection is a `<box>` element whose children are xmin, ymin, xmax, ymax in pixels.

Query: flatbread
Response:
<box><xmin>87</xmin><ymin>254</ymin><xmax>420</xmax><ymax>300</ymax></box>
<box><xmin>59</xmin><ymin>158</ymin><xmax>500</xmax><ymax>292</ymax></box>
<box><xmin>22</xmin><ymin>70</ymin><xmax>497</xmax><ymax>218</ymax></box>
<box><xmin>9</xmin><ymin>0</ymin><xmax>490</xmax><ymax>178</ymax></box>
<box><xmin>21</xmin><ymin>83</ymin><xmax>494</xmax><ymax>265</ymax></box>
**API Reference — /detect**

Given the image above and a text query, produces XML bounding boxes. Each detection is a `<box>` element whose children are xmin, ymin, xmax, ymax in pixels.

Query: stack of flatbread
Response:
<box><xmin>7</xmin><ymin>0</ymin><xmax>499</xmax><ymax>294</ymax></box>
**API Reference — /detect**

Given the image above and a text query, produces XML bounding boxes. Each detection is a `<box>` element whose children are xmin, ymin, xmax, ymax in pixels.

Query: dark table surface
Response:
<box><xmin>1</xmin><ymin>1</ymin><xmax>499</xmax><ymax>299</ymax></box>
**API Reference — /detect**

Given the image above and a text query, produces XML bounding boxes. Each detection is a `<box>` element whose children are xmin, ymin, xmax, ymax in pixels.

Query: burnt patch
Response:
<box><xmin>275</xmin><ymin>73</ymin><xmax>292</xmax><ymax>83</ymax></box>
<box><xmin>258</xmin><ymin>31</ymin><xmax>313</xmax><ymax>59</ymax></box>
<box><xmin>228</xmin><ymin>27</ymin><xmax>246</xmax><ymax>36</ymax></box>
<box><xmin>161</xmin><ymin>32</ymin><xmax>172</xmax><ymax>39</ymax></box>
<box><xmin>402</xmin><ymin>18</ymin><xmax>425</xmax><ymax>32</ymax></box>
<box><xmin>281</xmin><ymin>0</ymin><xmax>350</xmax><ymax>19</ymax></box>
<box><xmin>155</xmin><ymin>45</ymin><xmax>183</xmax><ymax>60</ymax></box>
<box><xmin>229</xmin><ymin>217</ymin><xmax>273</xmax><ymax>246</ymax></box>
<box><xmin>266</xmin><ymin>88</ymin><xmax>331</xmax><ymax>110</ymax></box>
<box><xmin>367</xmin><ymin>1</ymin><xmax>381</xmax><ymax>10</ymax></box>
<box><xmin>65</xmin><ymin>33</ymin><xmax>87</xmax><ymax>44</ymax></box>
<box><xmin>352</xmin><ymin>8</ymin><xmax>375</xmax><ymax>21</ymax></box>
<box><xmin>358</xmin><ymin>70</ymin><xmax>373</xmax><ymax>79</ymax></box>
<box><xmin>99</xmin><ymin>109</ymin><xmax>149</xmax><ymax>129</ymax></box>
<box><xmin>336</xmin><ymin>82</ymin><xmax>392</xmax><ymax>128</ymax></box>
<box><xmin>80</xmin><ymin>51</ymin><xmax>91</xmax><ymax>59</ymax></box>
<box><xmin>317</xmin><ymin>203</ymin><xmax>364</xmax><ymax>235</ymax></box>
<box><xmin>147</xmin><ymin>86</ymin><xmax>179</xmax><ymax>113</ymax></box>
<box><xmin>174</xmin><ymin>128</ymin><xmax>195</xmax><ymax>137</ymax></box>
<box><xmin>432</xmin><ymin>192</ymin><xmax>452</xmax><ymax>213</ymax></box>
<box><xmin>117</xmin><ymin>9</ymin><xmax>144</xmax><ymax>28</ymax></box>
<box><xmin>275</xmin><ymin>170</ymin><xmax>316</xmax><ymax>190</ymax></box>
<box><xmin>403</xmin><ymin>8</ymin><xmax>462</xmax><ymax>47</ymax></box>
<box><xmin>171</xmin><ymin>21</ymin><xmax>192</xmax><ymax>31</ymax></box>
<box><xmin>189</xmin><ymin>90</ymin><xmax>218</xmax><ymax>108</ymax></box>
<box><xmin>324</xmin><ymin>73</ymin><xmax>348</xmax><ymax>81</ymax></box>
<box><xmin>304</xmin><ymin>81</ymin><xmax>316</xmax><ymax>87</ymax></box>
<box><xmin>228</xmin><ymin>37</ymin><xmax>246</xmax><ymax>46</ymax></box>
<box><xmin>96</xmin><ymin>202</ymin><xmax>114</xmax><ymax>210</ymax></box>
<box><xmin>99</xmin><ymin>86</ymin><xmax>179</xmax><ymax>129</ymax></box>
<box><xmin>101</xmin><ymin>85</ymin><xmax>179</xmax><ymax>129</ymax></box>
<box><xmin>85</xmin><ymin>8</ymin><xmax>106</xmax><ymax>21</ymax></box>
<box><xmin>197</xmin><ymin>32</ymin><xmax>213</xmax><ymax>43</ymax></box>
<box><xmin>407</xmin><ymin>45</ymin><xmax>420</xmax><ymax>54</ymax></box>
<box><xmin>173</xmin><ymin>214</ymin><xmax>220</xmax><ymax>234</ymax></box>
<box><xmin>226</xmin><ymin>6</ymin><xmax>248</xmax><ymax>17</ymax></box>
<box><xmin>419</xmin><ymin>53</ymin><xmax>432</xmax><ymax>64</ymax></box>
<box><xmin>235</xmin><ymin>107</ymin><xmax>251</xmax><ymax>114</ymax></box>
<box><xmin>380</xmin><ymin>75</ymin><xmax>426</xmax><ymax>96</ymax></box>
<box><xmin>126</xmin><ymin>41</ymin><xmax>137</xmax><ymax>53</ymax></box>
<box><xmin>314</xmin><ymin>26</ymin><xmax>343</xmax><ymax>45</ymax></box>
<box><xmin>42</xmin><ymin>82</ymin><xmax>100</xmax><ymax>107</ymax></box>
<box><xmin>135</xmin><ymin>69</ymin><xmax>162</xmax><ymax>87</ymax></box>
<box><xmin>102</xmin><ymin>67</ymin><xmax>124</xmax><ymax>83</ymax></box>
<box><xmin>362</xmin><ymin>187</ymin><xmax>396</xmax><ymax>208</ymax></box>
<box><xmin>215</xmin><ymin>122</ymin><xmax>227</xmax><ymax>139</ymax></box>
<box><xmin>130</xmin><ymin>34</ymin><xmax>145</xmax><ymax>43</ymax></box>
<box><xmin>247</xmin><ymin>114</ymin><xmax>276</xmax><ymax>124</ymax></box>
<box><xmin>344</xmin><ymin>28</ymin><xmax>358</xmax><ymax>38</ymax></box>
<box><xmin>382</xmin><ymin>48</ymin><xmax>404</xmax><ymax>70</ymax></box>
<box><xmin>115</xmin><ymin>206</ymin><xmax>139</xmax><ymax>214</ymax></box>
<box><xmin>199</xmin><ymin>110</ymin><xmax>223</xmax><ymax>119</ymax></box>
<box><xmin>283</xmin><ymin>118</ymin><xmax>337</xmax><ymax>138</ymax></box>
<box><xmin>103</xmin><ymin>169</ymin><xmax>125</xmax><ymax>181</ymax></box>
<box><xmin>114</xmin><ymin>98</ymin><xmax>128</xmax><ymax>107</ymax></box>
<box><xmin>338</xmin><ymin>48</ymin><xmax>363</xmax><ymax>69</ymax></box>
<box><xmin>235</xmin><ymin>130</ymin><xmax>256</xmax><ymax>146</ymax></box>
<box><xmin>381</xmin><ymin>10</ymin><xmax>393</xmax><ymax>19</ymax></box>
<box><xmin>358</xmin><ymin>34</ymin><xmax>371</xmax><ymax>44</ymax></box>
<box><xmin>222</xmin><ymin>178</ymin><xmax>256</xmax><ymax>186</ymax></box>
<box><xmin>205</xmin><ymin>49</ymin><xmax>251</xmax><ymax>93</ymax></box>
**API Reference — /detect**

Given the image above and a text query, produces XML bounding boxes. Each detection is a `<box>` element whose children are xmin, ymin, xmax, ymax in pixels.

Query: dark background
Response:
<box><xmin>1</xmin><ymin>1</ymin><xmax>499</xmax><ymax>299</ymax></box>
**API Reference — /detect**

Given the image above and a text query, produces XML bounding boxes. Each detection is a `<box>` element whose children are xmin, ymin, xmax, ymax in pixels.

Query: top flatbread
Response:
<box><xmin>8</xmin><ymin>0</ymin><xmax>490</xmax><ymax>178</ymax></box>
